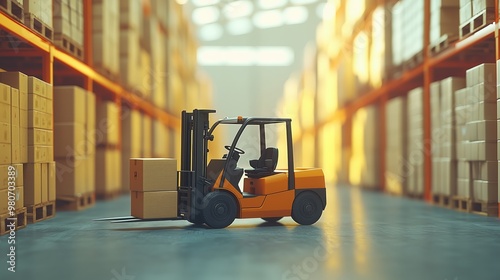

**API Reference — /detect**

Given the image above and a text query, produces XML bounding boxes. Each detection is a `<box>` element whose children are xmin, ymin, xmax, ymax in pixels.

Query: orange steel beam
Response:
<box><xmin>42</xmin><ymin>46</ymin><xmax>53</xmax><ymax>84</ymax></box>
<box><xmin>0</xmin><ymin>12</ymin><xmax>50</xmax><ymax>52</ymax></box>
<box><xmin>83</xmin><ymin>0</ymin><xmax>93</xmax><ymax>66</ymax></box>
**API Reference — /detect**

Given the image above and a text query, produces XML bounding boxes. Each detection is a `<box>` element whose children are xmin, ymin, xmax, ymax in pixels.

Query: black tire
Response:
<box><xmin>202</xmin><ymin>191</ymin><xmax>237</xmax><ymax>229</ymax></box>
<box><xmin>262</xmin><ymin>217</ymin><xmax>283</xmax><ymax>223</ymax></box>
<box><xmin>291</xmin><ymin>192</ymin><xmax>323</xmax><ymax>225</ymax></box>
<box><xmin>188</xmin><ymin>211</ymin><xmax>205</xmax><ymax>225</ymax></box>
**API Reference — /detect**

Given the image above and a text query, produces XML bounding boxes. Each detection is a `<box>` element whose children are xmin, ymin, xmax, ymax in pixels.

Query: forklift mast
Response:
<box><xmin>178</xmin><ymin>109</ymin><xmax>216</xmax><ymax>223</ymax></box>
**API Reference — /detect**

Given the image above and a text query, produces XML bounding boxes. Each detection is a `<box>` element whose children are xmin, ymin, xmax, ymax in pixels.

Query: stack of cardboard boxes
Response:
<box><xmin>461</xmin><ymin>64</ymin><xmax>498</xmax><ymax>215</ymax></box>
<box><xmin>92</xmin><ymin>0</ymin><xmax>119</xmax><ymax>78</ymax></box>
<box><xmin>406</xmin><ymin>88</ymin><xmax>424</xmax><ymax>197</ymax></box>
<box><xmin>401</xmin><ymin>0</ymin><xmax>424</xmax><ymax>63</ymax></box>
<box><xmin>385</xmin><ymin>97</ymin><xmax>407</xmax><ymax>195</ymax></box>
<box><xmin>53</xmin><ymin>0</ymin><xmax>84</xmax><ymax>58</ymax></box>
<box><xmin>23</xmin><ymin>0</ymin><xmax>53</xmax><ymax>40</ymax></box>
<box><xmin>121</xmin><ymin>108</ymin><xmax>142</xmax><ymax>192</ymax></box>
<box><xmin>95</xmin><ymin>100</ymin><xmax>121</xmax><ymax>198</ymax></box>
<box><xmin>432</xmin><ymin>78</ymin><xmax>465</xmax><ymax>203</ymax></box>
<box><xmin>119</xmin><ymin>0</ymin><xmax>142</xmax><ymax>91</ymax></box>
<box><xmin>53</xmin><ymin>86</ymin><xmax>96</xmax><ymax>206</ymax></box>
<box><xmin>430</xmin><ymin>0</ymin><xmax>460</xmax><ymax>47</ymax></box>
<box><xmin>130</xmin><ymin>158</ymin><xmax>178</xmax><ymax>219</ymax></box>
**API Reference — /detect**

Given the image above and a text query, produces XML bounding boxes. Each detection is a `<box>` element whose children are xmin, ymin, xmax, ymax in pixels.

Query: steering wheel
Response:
<box><xmin>225</xmin><ymin>145</ymin><xmax>245</xmax><ymax>155</ymax></box>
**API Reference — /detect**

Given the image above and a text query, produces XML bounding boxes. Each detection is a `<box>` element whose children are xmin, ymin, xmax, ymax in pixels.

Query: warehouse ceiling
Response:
<box><xmin>180</xmin><ymin>0</ymin><xmax>328</xmax><ymax>118</ymax></box>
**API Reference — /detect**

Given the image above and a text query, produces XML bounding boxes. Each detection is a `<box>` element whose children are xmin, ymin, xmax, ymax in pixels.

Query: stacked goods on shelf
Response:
<box><xmin>53</xmin><ymin>0</ymin><xmax>83</xmax><ymax>59</ymax></box>
<box><xmin>385</xmin><ymin>97</ymin><xmax>407</xmax><ymax>195</ymax></box>
<box><xmin>392</xmin><ymin>0</ymin><xmax>424</xmax><ymax>69</ymax></box>
<box><xmin>0</xmin><ymin>0</ymin><xmax>23</xmax><ymax>22</ymax></box>
<box><xmin>92</xmin><ymin>0</ymin><xmax>119</xmax><ymax>79</ymax></box>
<box><xmin>119</xmin><ymin>0</ymin><xmax>142</xmax><ymax>92</ymax></box>
<box><xmin>406</xmin><ymin>88</ymin><xmax>424</xmax><ymax>198</ymax></box>
<box><xmin>432</xmin><ymin>78</ymin><xmax>466</xmax><ymax>205</ymax></box>
<box><xmin>430</xmin><ymin>0</ymin><xmax>460</xmax><ymax>52</ymax></box>
<box><xmin>0</xmin><ymin>77</ymin><xmax>27</xmax><ymax>234</ymax></box>
<box><xmin>24</xmin><ymin>76</ymin><xmax>55</xmax><ymax>223</ymax></box>
<box><xmin>498</xmin><ymin>60</ymin><xmax>500</xmax><ymax>214</ymax></box>
<box><xmin>350</xmin><ymin>106</ymin><xmax>379</xmax><ymax>188</ymax></box>
<box><xmin>459</xmin><ymin>0</ymin><xmax>495</xmax><ymax>39</ymax></box>
<box><xmin>130</xmin><ymin>158</ymin><xmax>178</xmax><ymax>219</ymax></box>
<box><xmin>152</xmin><ymin>120</ymin><xmax>170</xmax><ymax>158</ymax></box>
<box><xmin>457</xmin><ymin>63</ymin><xmax>498</xmax><ymax>215</ymax></box>
<box><xmin>455</xmin><ymin>87</ymin><xmax>472</xmax><ymax>200</ymax></box>
<box><xmin>431</xmin><ymin>82</ymin><xmax>441</xmax><ymax>196</ymax></box>
<box><xmin>142</xmin><ymin>113</ymin><xmax>152</xmax><ymax>158</ymax></box>
<box><xmin>95</xmin><ymin>100</ymin><xmax>122</xmax><ymax>199</ymax></box>
<box><xmin>121</xmin><ymin>107</ymin><xmax>142</xmax><ymax>192</ymax></box>
<box><xmin>369</xmin><ymin>7</ymin><xmax>385</xmax><ymax>88</ymax></box>
<box><xmin>23</xmin><ymin>0</ymin><xmax>53</xmax><ymax>40</ymax></box>
<box><xmin>53</xmin><ymin>86</ymin><xmax>96</xmax><ymax>211</ymax></box>
<box><xmin>143</xmin><ymin>13</ymin><xmax>167</xmax><ymax>107</ymax></box>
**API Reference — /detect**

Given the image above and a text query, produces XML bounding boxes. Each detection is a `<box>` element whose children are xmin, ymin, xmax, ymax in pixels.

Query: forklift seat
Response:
<box><xmin>245</xmin><ymin>147</ymin><xmax>278</xmax><ymax>178</ymax></box>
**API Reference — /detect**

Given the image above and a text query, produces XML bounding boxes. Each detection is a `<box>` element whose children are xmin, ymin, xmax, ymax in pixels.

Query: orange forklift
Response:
<box><xmin>101</xmin><ymin>109</ymin><xmax>326</xmax><ymax>229</ymax></box>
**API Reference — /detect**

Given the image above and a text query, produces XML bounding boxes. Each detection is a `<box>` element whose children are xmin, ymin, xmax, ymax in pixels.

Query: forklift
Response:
<box><xmin>100</xmin><ymin>109</ymin><xmax>326</xmax><ymax>229</ymax></box>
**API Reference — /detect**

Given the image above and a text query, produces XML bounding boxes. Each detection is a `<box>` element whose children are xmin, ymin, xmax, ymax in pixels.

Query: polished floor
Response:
<box><xmin>1</xmin><ymin>184</ymin><xmax>500</xmax><ymax>280</ymax></box>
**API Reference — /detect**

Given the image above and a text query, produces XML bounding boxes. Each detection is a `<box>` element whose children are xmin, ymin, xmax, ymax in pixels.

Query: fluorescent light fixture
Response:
<box><xmin>283</xmin><ymin>6</ymin><xmax>308</xmax><ymax>25</ymax></box>
<box><xmin>192</xmin><ymin>0</ymin><xmax>220</xmax><ymax>7</ymax></box>
<box><xmin>258</xmin><ymin>0</ymin><xmax>287</xmax><ymax>9</ymax></box>
<box><xmin>226</xmin><ymin>18</ymin><xmax>253</xmax><ymax>35</ymax></box>
<box><xmin>198</xmin><ymin>24</ymin><xmax>223</xmax><ymax>41</ymax></box>
<box><xmin>290</xmin><ymin>0</ymin><xmax>317</xmax><ymax>5</ymax></box>
<box><xmin>197</xmin><ymin>46</ymin><xmax>294</xmax><ymax>66</ymax></box>
<box><xmin>253</xmin><ymin>10</ymin><xmax>283</xmax><ymax>29</ymax></box>
<box><xmin>223</xmin><ymin>0</ymin><xmax>254</xmax><ymax>19</ymax></box>
<box><xmin>176</xmin><ymin>0</ymin><xmax>188</xmax><ymax>4</ymax></box>
<box><xmin>192</xmin><ymin>6</ymin><xmax>220</xmax><ymax>25</ymax></box>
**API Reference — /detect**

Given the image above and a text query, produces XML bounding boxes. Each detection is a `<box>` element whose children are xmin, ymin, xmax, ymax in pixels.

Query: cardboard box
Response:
<box><xmin>85</xmin><ymin>155</ymin><xmax>95</xmax><ymax>193</ymax></box>
<box><xmin>0</xmin><ymin>122</ymin><xmax>10</xmax><ymax>143</ymax></box>
<box><xmin>54</xmin><ymin>123</ymin><xmax>86</xmax><ymax>157</ymax></box>
<box><xmin>0</xmin><ymin>83</ymin><xmax>11</xmax><ymax>105</ymax></box>
<box><xmin>131</xmin><ymin>191</ymin><xmax>178</xmax><ymax>219</ymax></box>
<box><xmin>129</xmin><ymin>158</ymin><xmax>177</xmax><ymax>191</ymax></box>
<box><xmin>0</xmin><ymin>189</ymin><xmax>7</xmax><ymax>214</ymax></box>
<box><xmin>0</xmin><ymin>143</ymin><xmax>12</xmax><ymax>164</ymax></box>
<box><xmin>95</xmin><ymin>148</ymin><xmax>121</xmax><ymax>194</ymax></box>
<box><xmin>41</xmin><ymin>163</ymin><xmax>48</xmax><ymax>203</ymax></box>
<box><xmin>86</xmin><ymin>91</ymin><xmax>96</xmax><ymax>155</ymax></box>
<box><xmin>14</xmin><ymin>186</ymin><xmax>24</xmax><ymax>210</ymax></box>
<box><xmin>53</xmin><ymin>86</ymin><xmax>86</xmax><ymax>124</ymax></box>
<box><xmin>96</xmin><ymin>101</ymin><xmax>119</xmax><ymax>146</ymax></box>
<box><xmin>24</xmin><ymin>163</ymin><xmax>42</xmax><ymax>205</ymax></box>
<box><xmin>0</xmin><ymin>103</ymin><xmax>11</xmax><ymax>124</ymax></box>
<box><xmin>11</xmin><ymin>125</ymin><xmax>20</xmax><ymax>163</ymax></box>
<box><xmin>27</xmin><ymin>76</ymin><xmax>46</xmax><ymax>96</ymax></box>
<box><xmin>55</xmin><ymin>157</ymin><xmax>87</xmax><ymax>197</ymax></box>
<box><xmin>48</xmin><ymin>161</ymin><xmax>56</xmax><ymax>201</ymax></box>
<box><xmin>20</xmin><ymin>126</ymin><xmax>28</xmax><ymax>163</ymax></box>
<box><xmin>0</xmin><ymin>72</ymin><xmax>28</xmax><ymax>108</ymax></box>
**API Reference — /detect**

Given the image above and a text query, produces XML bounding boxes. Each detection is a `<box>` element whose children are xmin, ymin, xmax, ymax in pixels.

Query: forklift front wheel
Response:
<box><xmin>291</xmin><ymin>192</ymin><xmax>323</xmax><ymax>225</ymax></box>
<box><xmin>202</xmin><ymin>191</ymin><xmax>237</xmax><ymax>229</ymax></box>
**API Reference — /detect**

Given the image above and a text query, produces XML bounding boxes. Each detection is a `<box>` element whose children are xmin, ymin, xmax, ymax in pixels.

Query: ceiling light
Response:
<box><xmin>192</xmin><ymin>6</ymin><xmax>220</xmax><ymax>25</ymax></box>
<box><xmin>226</xmin><ymin>18</ymin><xmax>253</xmax><ymax>35</ymax></box>
<box><xmin>192</xmin><ymin>0</ymin><xmax>220</xmax><ymax>7</ymax></box>
<box><xmin>258</xmin><ymin>0</ymin><xmax>287</xmax><ymax>9</ymax></box>
<box><xmin>223</xmin><ymin>0</ymin><xmax>254</xmax><ymax>19</ymax></box>
<box><xmin>198</xmin><ymin>24</ymin><xmax>223</xmax><ymax>41</ymax></box>
<box><xmin>283</xmin><ymin>6</ymin><xmax>308</xmax><ymax>25</ymax></box>
<box><xmin>253</xmin><ymin>10</ymin><xmax>284</xmax><ymax>29</ymax></box>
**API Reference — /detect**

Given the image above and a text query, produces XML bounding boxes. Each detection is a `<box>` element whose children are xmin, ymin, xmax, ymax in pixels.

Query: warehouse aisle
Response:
<box><xmin>1</xmin><ymin>185</ymin><xmax>500</xmax><ymax>280</ymax></box>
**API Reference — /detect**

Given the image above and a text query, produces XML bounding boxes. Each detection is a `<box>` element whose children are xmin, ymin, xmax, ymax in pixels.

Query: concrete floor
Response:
<box><xmin>1</xmin><ymin>184</ymin><xmax>500</xmax><ymax>280</ymax></box>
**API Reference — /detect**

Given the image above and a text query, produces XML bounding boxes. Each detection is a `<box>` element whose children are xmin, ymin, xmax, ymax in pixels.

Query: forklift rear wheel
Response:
<box><xmin>262</xmin><ymin>217</ymin><xmax>283</xmax><ymax>223</ymax></box>
<box><xmin>202</xmin><ymin>191</ymin><xmax>237</xmax><ymax>229</ymax></box>
<box><xmin>291</xmin><ymin>192</ymin><xmax>323</xmax><ymax>225</ymax></box>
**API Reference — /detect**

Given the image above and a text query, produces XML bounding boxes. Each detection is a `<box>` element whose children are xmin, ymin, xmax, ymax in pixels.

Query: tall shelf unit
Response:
<box><xmin>291</xmin><ymin>0</ymin><xmax>500</xmax><ymax>216</ymax></box>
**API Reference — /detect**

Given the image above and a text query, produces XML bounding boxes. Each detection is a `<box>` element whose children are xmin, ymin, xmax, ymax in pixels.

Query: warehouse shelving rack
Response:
<box><xmin>297</xmin><ymin>0</ymin><xmax>500</xmax><ymax>216</ymax></box>
<box><xmin>0</xmin><ymin>0</ymin><xmax>180</xmax><ymax>150</ymax></box>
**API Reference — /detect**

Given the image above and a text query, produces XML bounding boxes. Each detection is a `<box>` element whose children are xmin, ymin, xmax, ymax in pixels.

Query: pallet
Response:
<box><xmin>24</xmin><ymin>12</ymin><xmax>53</xmax><ymax>41</ymax></box>
<box><xmin>0</xmin><ymin>0</ymin><xmax>23</xmax><ymax>22</ymax></box>
<box><xmin>429</xmin><ymin>34</ymin><xmax>458</xmax><ymax>56</ymax></box>
<box><xmin>459</xmin><ymin>8</ymin><xmax>495</xmax><ymax>40</ymax></box>
<box><xmin>452</xmin><ymin>197</ymin><xmax>472</xmax><ymax>213</ymax></box>
<box><xmin>402</xmin><ymin>52</ymin><xmax>424</xmax><ymax>71</ymax></box>
<box><xmin>56</xmin><ymin>192</ymin><xmax>95</xmax><ymax>211</ymax></box>
<box><xmin>27</xmin><ymin>201</ymin><xmax>56</xmax><ymax>224</ymax></box>
<box><xmin>53</xmin><ymin>34</ymin><xmax>83</xmax><ymax>60</ymax></box>
<box><xmin>406</xmin><ymin>192</ymin><xmax>424</xmax><ymax>200</ymax></box>
<box><xmin>432</xmin><ymin>194</ymin><xmax>452</xmax><ymax>208</ymax></box>
<box><xmin>96</xmin><ymin>189</ymin><xmax>123</xmax><ymax>201</ymax></box>
<box><xmin>94</xmin><ymin>64</ymin><xmax>120</xmax><ymax>82</ymax></box>
<box><xmin>0</xmin><ymin>207</ymin><xmax>27</xmax><ymax>236</ymax></box>
<box><xmin>470</xmin><ymin>201</ymin><xmax>498</xmax><ymax>217</ymax></box>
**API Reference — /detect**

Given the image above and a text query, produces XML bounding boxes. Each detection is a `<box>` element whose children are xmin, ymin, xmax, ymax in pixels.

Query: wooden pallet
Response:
<box><xmin>57</xmin><ymin>192</ymin><xmax>95</xmax><ymax>211</ymax></box>
<box><xmin>402</xmin><ymin>52</ymin><xmax>424</xmax><ymax>71</ymax></box>
<box><xmin>53</xmin><ymin>34</ymin><xmax>83</xmax><ymax>60</ymax></box>
<box><xmin>24</xmin><ymin>12</ymin><xmax>53</xmax><ymax>41</ymax></box>
<box><xmin>0</xmin><ymin>0</ymin><xmax>23</xmax><ymax>22</ymax></box>
<box><xmin>0</xmin><ymin>207</ymin><xmax>27</xmax><ymax>236</ymax></box>
<box><xmin>470</xmin><ymin>201</ymin><xmax>498</xmax><ymax>217</ymax></box>
<box><xmin>27</xmin><ymin>201</ymin><xmax>56</xmax><ymax>224</ymax></box>
<box><xmin>429</xmin><ymin>34</ymin><xmax>458</xmax><ymax>56</ymax></box>
<box><xmin>459</xmin><ymin>8</ymin><xmax>495</xmax><ymax>40</ymax></box>
<box><xmin>432</xmin><ymin>194</ymin><xmax>452</xmax><ymax>208</ymax></box>
<box><xmin>96</xmin><ymin>189</ymin><xmax>123</xmax><ymax>201</ymax></box>
<box><xmin>452</xmin><ymin>197</ymin><xmax>472</xmax><ymax>213</ymax></box>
